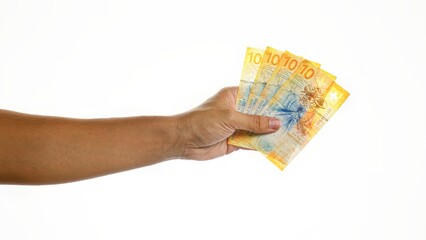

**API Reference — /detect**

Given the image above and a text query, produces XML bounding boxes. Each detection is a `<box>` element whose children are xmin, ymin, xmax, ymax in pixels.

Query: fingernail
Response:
<box><xmin>269</xmin><ymin>118</ymin><xmax>281</xmax><ymax>130</ymax></box>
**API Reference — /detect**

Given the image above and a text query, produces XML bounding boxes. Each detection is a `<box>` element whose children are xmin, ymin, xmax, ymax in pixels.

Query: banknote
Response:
<box><xmin>235</xmin><ymin>47</ymin><xmax>264</xmax><ymax>112</ymax></box>
<box><xmin>248</xmin><ymin>60</ymin><xmax>336</xmax><ymax>159</ymax></box>
<box><xmin>229</xmin><ymin>47</ymin><xmax>264</xmax><ymax>149</ymax></box>
<box><xmin>244</xmin><ymin>46</ymin><xmax>285</xmax><ymax>114</ymax></box>
<box><xmin>261</xmin><ymin>82</ymin><xmax>349</xmax><ymax>170</ymax></box>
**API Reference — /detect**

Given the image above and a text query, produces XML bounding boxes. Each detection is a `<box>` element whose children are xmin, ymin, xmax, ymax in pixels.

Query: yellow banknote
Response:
<box><xmin>235</xmin><ymin>47</ymin><xmax>264</xmax><ymax>112</ymax></box>
<box><xmin>248</xmin><ymin>60</ymin><xmax>336</xmax><ymax>160</ymax></box>
<box><xmin>263</xmin><ymin>82</ymin><xmax>349</xmax><ymax>170</ymax></box>
<box><xmin>229</xmin><ymin>47</ymin><xmax>264</xmax><ymax>149</ymax></box>
<box><xmin>244</xmin><ymin>46</ymin><xmax>285</xmax><ymax>114</ymax></box>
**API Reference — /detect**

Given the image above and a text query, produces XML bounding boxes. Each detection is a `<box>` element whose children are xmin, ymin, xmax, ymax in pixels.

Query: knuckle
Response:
<box><xmin>218</xmin><ymin>87</ymin><xmax>231</xmax><ymax>97</ymax></box>
<box><xmin>221</xmin><ymin>86</ymin><xmax>235</xmax><ymax>94</ymax></box>
<box><xmin>253</xmin><ymin>115</ymin><xmax>262</xmax><ymax>132</ymax></box>
<box><xmin>223</xmin><ymin>109</ymin><xmax>235</xmax><ymax>121</ymax></box>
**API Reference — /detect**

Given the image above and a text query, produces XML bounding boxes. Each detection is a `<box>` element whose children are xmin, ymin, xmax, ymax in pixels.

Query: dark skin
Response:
<box><xmin>0</xmin><ymin>87</ymin><xmax>280</xmax><ymax>185</ymax></box>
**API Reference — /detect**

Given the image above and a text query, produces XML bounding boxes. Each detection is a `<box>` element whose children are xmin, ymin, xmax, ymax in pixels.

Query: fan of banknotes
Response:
<box><xmin>228</xmin><ymin>46</ymin><xmax>349</xmax><ymax>170</ymax></box>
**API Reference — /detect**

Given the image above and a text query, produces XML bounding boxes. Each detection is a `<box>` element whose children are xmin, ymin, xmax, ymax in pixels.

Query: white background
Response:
<box><xmin>1</xmin><ymin>0</ymin><xmax>425</xmax><ymax>239</ymax></box>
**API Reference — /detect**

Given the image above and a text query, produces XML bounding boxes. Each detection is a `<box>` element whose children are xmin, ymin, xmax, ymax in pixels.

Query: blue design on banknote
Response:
<box><xmin>276</xmin><ymin>92</ymin><xmax>306</xmax><ymax>131</ymax></box>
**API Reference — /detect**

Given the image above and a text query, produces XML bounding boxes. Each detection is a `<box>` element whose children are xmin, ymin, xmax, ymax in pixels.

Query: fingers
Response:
<box><xmin>217</xmin><ymin>87</ymin><xmax>281</xmax><ymax>134</ymax></box>
<box><xmin>231</xmin><ymin>111</ymin><xmax>281</xmax><ymax>134</ymax></box>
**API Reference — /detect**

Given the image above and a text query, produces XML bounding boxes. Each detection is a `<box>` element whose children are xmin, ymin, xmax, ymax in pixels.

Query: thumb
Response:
<box><xmin>232</xmin><ymin>111</ymin><xmax>281</xmax><ymax>134</ymax></box>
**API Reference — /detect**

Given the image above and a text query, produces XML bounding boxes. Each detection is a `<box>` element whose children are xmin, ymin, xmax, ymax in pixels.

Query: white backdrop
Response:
<box><xmin>1</xmin><ymin>0</ymin><xmax>425</xmax><ymax>239</ymax></box>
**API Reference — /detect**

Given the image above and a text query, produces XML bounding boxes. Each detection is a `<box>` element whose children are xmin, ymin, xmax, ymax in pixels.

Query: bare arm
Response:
<box><xmin>0</xmin><ymin>87</ymin><xmax>280</xmax><ymax>185</ymax></box>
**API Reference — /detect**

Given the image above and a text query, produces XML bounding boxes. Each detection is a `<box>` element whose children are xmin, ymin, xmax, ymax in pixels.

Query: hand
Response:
<box><xmin>178</xmin><ymin>87</ymin><xmax>280</xmax><ymax>160</ymax></box>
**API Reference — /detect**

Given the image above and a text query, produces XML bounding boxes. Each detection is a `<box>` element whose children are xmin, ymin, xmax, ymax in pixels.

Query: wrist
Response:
<box><xmin>166</xmin><ymin>114</ymin><xmax>191</xmax><ymax>160</ymax></box>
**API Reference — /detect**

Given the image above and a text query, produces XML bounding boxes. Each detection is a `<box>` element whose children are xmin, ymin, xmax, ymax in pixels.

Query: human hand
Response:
<box><xmin>0</xmin><ymin>87</ymin><xmax>279</xmax><ymax>184</ymax></box>
<box><xmin>177</xmin><ymin>87</ymin><xmax>280</xmax><ymax>160</ymax></box>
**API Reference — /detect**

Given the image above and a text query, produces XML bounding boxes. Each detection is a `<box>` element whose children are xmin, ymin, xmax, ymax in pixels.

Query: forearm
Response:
<box><xmin>0</xmin><ymin>110</ymin><xmax>184</xmax><ymax>184</ymax></box>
